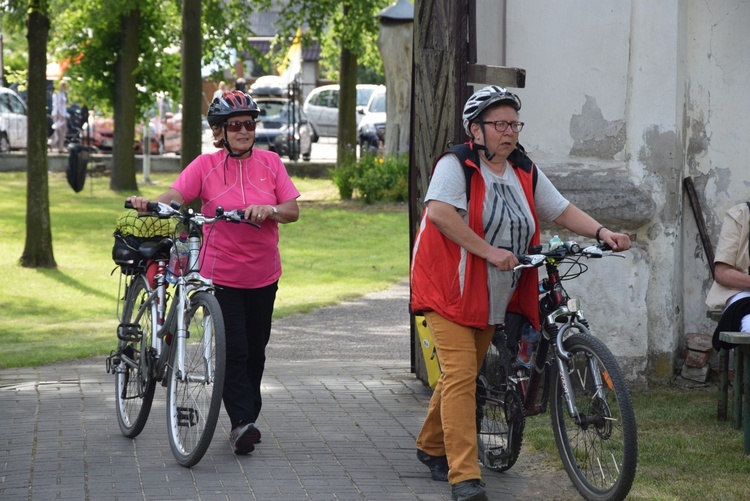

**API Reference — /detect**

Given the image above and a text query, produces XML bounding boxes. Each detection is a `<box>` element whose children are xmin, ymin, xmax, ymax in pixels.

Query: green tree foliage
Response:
<box><xmin>273</xmin><ymin>0</ymin><xmax>389</xmax><ymax>165</ymax></box>
<box><xmin>0</xmin><ymin>31</ymin><xmax>30</xmax><ymax>88</ymax></box>
<box><xmin>54</xmin><ymin>0</ymin><xmax>182</xmax><ymax>119</ymax></box>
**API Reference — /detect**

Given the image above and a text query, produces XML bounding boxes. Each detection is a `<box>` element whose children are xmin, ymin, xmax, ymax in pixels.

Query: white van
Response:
<box><xmin>303</xmin><ymin>84</ymin><xmax>378</xmax><ymax>139</ymax></box>
<box><xmin>0</xmin><ymin>86</ymin><xmax>28</xmax><ymax>152</ymax></box>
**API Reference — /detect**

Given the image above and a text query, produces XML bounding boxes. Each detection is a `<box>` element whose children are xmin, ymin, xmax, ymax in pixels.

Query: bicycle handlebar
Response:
<box><xmin>513</xmin><ymin>242</ymin><xmax>621</xmax><ymax>271</ymax></box>
<box><xmin>124</xmin><ymin>200</ymin><xmax>260</xmax><ymax>228</ymax></box>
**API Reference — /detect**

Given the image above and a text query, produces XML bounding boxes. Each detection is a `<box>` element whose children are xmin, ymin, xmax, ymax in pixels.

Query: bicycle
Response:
<box><xmin>107</xmin><ymin>201</ymin><xmax>257</xmax><ymax>467</ymax></box>
<box><xmin>476</xmin><ymin>240</ymin><xmax>638</xmax><ymax>501</ymax></box>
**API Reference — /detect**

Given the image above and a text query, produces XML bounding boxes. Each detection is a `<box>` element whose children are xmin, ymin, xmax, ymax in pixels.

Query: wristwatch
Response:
<box><xmin>271</xmin><ymin>206</ymin><xmax>278</xmax><ymax>217</ymax></box>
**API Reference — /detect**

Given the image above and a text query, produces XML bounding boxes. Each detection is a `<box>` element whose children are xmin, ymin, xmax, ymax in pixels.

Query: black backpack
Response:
<box><xmin>66</xmin><ymin>144</ymin><xmax>92</xmax><ymax>193</ymax></box>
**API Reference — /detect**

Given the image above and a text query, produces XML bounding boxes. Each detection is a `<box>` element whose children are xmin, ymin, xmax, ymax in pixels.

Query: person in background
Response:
<box><xmin>213</xmin><ymin>81</ymin><xmax>226</xmax><ymax>101</ymax></box>
<box><xmin>410</xmin><ymin>85</ymin><xmax>631</xmax><ymax>501</ymax></box>
<box><xmin>706</xmin><ymin>202</ymin><xmax>750</xmax><ymax>350</ymax></box>
<box><xmin>234</xmin><ymin>78</ymin><xmax>247</xmax><ymax>93</ymax></box>
<box><xmin>127</xmin><ymin>90</ymin><xmax>300</xmax><ymax>456</ymax></box>
<box><xmin>50</xmin><ymin>80</ymin><xmax>68</xmax><ymax>153</ymax></box>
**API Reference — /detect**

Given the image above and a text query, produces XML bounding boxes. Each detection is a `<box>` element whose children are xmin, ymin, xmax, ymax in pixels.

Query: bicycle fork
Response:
<box><xmin>552</xmin><ymin>314</ymin><xmax>608</xmax><ymax>426</ymax></box>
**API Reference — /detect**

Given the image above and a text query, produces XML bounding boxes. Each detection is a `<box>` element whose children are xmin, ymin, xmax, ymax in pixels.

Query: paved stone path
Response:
<box><xmin>0</xmin><ymin>281</ymin><xmax>579</xmax><ymax>500</ymax></box>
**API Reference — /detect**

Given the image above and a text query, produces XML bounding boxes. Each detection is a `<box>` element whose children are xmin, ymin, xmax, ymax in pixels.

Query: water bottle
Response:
<box><xmin>166</xmin><ymin>232</ymin><xmax>188</xmax><ymax>284</ymax></box>
<box><xmin>518</xmin><ymin>323</ymin><xmax>541</xmax><ymax>368</ymax></box>
<box><xmin>548</xmin><ymin>234</ymin><xmax>564</xmax><ymax>251</ymax></box>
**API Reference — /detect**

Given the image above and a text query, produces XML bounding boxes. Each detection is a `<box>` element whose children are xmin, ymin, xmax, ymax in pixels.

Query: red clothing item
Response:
<box><xmin>411</xmin><ymin>143</ymin><xmax>540</xmax><ymax>330</ymax></box>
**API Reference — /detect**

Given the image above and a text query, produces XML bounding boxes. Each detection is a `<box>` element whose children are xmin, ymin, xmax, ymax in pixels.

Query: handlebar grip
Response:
<box><xmin>124</xmin><ymin>200</ymin><xmax>159</xmax><ymax>212</ymax></box>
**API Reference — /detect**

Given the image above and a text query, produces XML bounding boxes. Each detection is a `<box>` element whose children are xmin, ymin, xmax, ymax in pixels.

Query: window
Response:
<box><xmin>328</xmin><ymin>90</ymin><xmax>338</xmax><ymax>109</ymax></box>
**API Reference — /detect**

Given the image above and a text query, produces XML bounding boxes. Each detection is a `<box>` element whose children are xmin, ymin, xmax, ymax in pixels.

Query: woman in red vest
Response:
<box><xmin>411</xmin><ymin>86</ymin><xmax>631</xmax><ymax>501</ymax></box>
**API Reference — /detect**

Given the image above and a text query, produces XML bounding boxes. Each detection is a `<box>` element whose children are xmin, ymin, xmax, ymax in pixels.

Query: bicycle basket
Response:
<box><xmin>112</xmin><ymin>210</ymin><xmax>175</xmax><ymax>272</ymax></box>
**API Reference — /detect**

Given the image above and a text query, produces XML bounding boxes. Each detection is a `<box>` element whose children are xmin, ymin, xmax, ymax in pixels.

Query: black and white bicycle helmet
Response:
<box><xmin>462</xmin><ymin>85</ymin><xmax>522</xmax><ymax>135</ymax></box>
<box><xmin>207</xmin><ymin>90</ymin><xmax>260</xmax><ymax>128</ymax></box>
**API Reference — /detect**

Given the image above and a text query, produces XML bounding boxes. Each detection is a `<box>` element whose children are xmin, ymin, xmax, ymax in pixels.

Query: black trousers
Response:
<box><xmin>214</xmin><ymin>281</ymin><xmax>278</xmax><ymax>429</ymax></box>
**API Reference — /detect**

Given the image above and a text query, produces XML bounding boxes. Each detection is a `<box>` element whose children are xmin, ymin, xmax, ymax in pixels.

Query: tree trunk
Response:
<box><xmin>336</xmin><ymin>5</ymin><xmax>358</xmax><ymax>167</ymax></box>
<box><xmin>378</xmin><ymin>22</ymin><xmax>412</xmax><ymax>156</ymax></box>
<box><xmin>21</xmin><ymin>5</ymin><xmax>55</xmax><ymax>268</ymax></box>
<box><xmin>109</xmin><ymin>8</ymin><xmax>140</xmax><ymax>191</ymax></box>
<box><xmin>181</xmin><ymin>0</ymin><xmax>202</xmax><ymax>172</ymax></box>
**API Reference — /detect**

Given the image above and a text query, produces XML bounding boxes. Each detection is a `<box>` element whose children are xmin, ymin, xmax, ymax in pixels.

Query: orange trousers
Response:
<box><xmin>416</xmin><ymin>312</ymin><xmax>495</xmax><ymax>485</ymax></box>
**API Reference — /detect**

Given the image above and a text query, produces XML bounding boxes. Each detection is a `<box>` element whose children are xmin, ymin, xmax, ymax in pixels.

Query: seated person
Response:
<box><xmin>706</xmin><ymin>202</ymin><xmax>750</xmax><ymax>350</ymax></box>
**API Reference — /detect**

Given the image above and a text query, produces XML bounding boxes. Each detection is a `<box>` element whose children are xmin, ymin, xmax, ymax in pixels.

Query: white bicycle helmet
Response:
<box><xmin>462</xmin><ymin>85</ymin><xmax>522</xmax><ymax>135</ymax></box>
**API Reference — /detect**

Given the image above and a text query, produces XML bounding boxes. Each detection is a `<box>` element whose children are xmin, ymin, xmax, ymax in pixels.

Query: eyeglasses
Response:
<box><xmin>480</xmin><ymin>120</ymin><xmax>524</xmax><ymax>133</ymax></box>
<box><xmin>225</xmin><ymin>120</ymin><xmax>257</xmax><ymax>132</ymax></box>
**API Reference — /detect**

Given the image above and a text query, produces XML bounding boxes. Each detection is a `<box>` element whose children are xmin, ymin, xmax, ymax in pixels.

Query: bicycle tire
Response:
<box><xmin>476</xmin><ymin>342</ymin><xmax>524</xmax><ymax>472</ymax></box>
<box><xmin>550</xmin><ymin>331</ymin><xmax>637</xmax><ymax>501</ymax></box>
<box><xmin>166</xmin><ymin>291</ymin><xmax>226</xmax><ymax>467</ymax></box>
<box><xmin>115</xmin><ymin>274</ymin><xmax>157</xmax><ymax>438</ymax></box>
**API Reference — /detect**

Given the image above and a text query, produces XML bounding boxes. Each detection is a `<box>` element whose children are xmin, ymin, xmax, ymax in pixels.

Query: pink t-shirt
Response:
<box><xmin>172</xmin><ymin>149</ymin><xmax>300</xmax><ymax>289</ymax></box>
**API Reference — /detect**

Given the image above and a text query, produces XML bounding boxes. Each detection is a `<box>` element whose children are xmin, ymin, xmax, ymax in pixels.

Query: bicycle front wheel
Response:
<box><xmin>166</xmin><ymin>291</ymin><xmax>226</xmax><ymax>467</ymax></box>
<box><xmin>550</xmin><ymin>331</ymin><xmax>637</xmax><ymax>501</ymax></box>
<box><xmin>115</xmin><ymin>274</ymin><xmax>156</xmax><ymax>438</ymax></box>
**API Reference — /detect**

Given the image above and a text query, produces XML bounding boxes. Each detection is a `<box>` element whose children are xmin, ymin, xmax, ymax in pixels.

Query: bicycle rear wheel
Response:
<box><xmin>166</xmin><ymin>291</ymin><xmax>226</xmax><ymax>467</ymax></box>
<box><xmin>115</xmin><ymin>274</ymin><xmax>156</xmax><ymax>438</ymax></box>
<box><xmin>476</xmin><ymin>341</ymin><xmax>524</xmax><ymax>472</ymax></box>
<box><xmin>550</xmin><ymin>331</ymin><xmax>637</xmax><ymax>501</ymax></box>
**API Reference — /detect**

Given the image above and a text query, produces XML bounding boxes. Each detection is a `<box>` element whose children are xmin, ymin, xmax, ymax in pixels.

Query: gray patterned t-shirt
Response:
<box><xmin>424</xmin><ymin>154</ymin><xmax>569</xmax><ymax>324</ymax></box>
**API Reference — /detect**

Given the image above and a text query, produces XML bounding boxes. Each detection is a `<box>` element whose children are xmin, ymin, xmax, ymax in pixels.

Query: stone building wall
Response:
<box><xmin>472</xmin><ymin>0</ymin><xmax>750</xmax><ymax>381</ymax></box>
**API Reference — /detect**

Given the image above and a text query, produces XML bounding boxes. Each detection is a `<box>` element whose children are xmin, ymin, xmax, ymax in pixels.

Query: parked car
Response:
<box><xmin>81</xmin><ymin>108</ymin><xmax>181</xmax><ymax>155</ymax></box>
<box><xmin>357</xmin><ymin>86</ymin><xmax>386</xmax><ymax>156</ymax></box>
<box><xmin>0</xmin><ymin>86</ymin><xmax>28</xmax><ymax>153</ymax></box>
<box><xmin>145</xmin><ymin>108</ymin><xmax>181</xmax><ymax>155</ymax></box>
<box><xmin>253</xmin><ymin>96</ymin><xmax>312</xmax><ymax>162</ymax></box>
<box><xmin>249</xmin><ymin>75</ymin><xmax>287</xmax><ymax>97</ymax></box>
<box><xmin>303</xmin><ymin>84</ymin><xmax>379</xmax><ymax>139</ymax></box>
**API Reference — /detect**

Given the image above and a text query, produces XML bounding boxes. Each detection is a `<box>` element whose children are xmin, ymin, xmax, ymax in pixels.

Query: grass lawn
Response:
<box><xmin>0</xmin><ymin>170</ymin><xmax>409</xmax><ymax>368</ymax></box>
<box><xmin>3</xmin><ymin>171</ymin><xmax>750</xmax><ymax>498</ymax></box>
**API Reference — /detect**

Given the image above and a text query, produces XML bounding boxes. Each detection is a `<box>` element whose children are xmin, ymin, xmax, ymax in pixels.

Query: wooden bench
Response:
<box><xmin>719</xmin><ymin>331</ymin><xmax>750</xmax><ymax>456</ymax></box>
<box><xmin>707</xmin><ymin>310</ymin><xmax>732</xmax><ymax>421</ymax></box>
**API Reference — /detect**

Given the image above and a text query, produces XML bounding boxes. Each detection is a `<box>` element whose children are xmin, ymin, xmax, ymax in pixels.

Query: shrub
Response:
<box><xmin>329</xmin><ymin>162</ymin><xmax>357</xmax><ymax>200</ymax></box>
<box><xmin>334</xmin><ymin>153</ymin><xmax>408</xmax><ymax>204</ymax></box>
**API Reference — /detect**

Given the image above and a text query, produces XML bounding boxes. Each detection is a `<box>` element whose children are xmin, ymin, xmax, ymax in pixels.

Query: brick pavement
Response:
<box><xmin>0</xmin><ymin>282</ymin><xmax>578</xmax><ymax>500</ymax></box>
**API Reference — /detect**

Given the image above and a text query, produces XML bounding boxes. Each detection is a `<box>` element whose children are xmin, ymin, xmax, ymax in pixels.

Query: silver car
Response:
<box><xmin>303</xmin><ymin>84</ymin><xmax>378</xmax><ymax>139</ymax></box>
<box><xmin>0</xmin><ymin>86</ymin><xmax>28</xmax><ymax>153</ymax></box>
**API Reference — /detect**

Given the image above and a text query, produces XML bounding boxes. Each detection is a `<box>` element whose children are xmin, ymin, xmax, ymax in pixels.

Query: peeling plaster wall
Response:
<box><xmin>681</xmin><ymin>1</ymin><xmax>750</xmax><ymax>346</ymax></box>
<box><xmin>472</xmin><ymin>0</ymin><xmax>745</xmax><ymax>381</ymax></box>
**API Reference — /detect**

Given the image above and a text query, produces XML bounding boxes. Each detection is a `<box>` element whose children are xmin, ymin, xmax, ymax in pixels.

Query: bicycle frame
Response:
<box><xmin>519</xmin><ymin>259</ymin><xmax>597</xmax><ymax>420</ymax></box>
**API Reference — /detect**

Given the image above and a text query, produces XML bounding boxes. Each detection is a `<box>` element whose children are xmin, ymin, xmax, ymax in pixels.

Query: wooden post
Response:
<box><xmin>408</xmin><ymin>0</ymin><xmax>526</xmax><ymax>381</ymax></box>
<box><xmin>409</xmin><ymin>0</ymin><xmax>471</xmax><ymax>378</ymax></box>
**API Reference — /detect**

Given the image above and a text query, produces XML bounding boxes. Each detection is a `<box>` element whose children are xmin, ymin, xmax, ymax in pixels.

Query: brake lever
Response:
<box><xmin>513</xmin><ymin>254</ymin><xmax>545</xmax><ymax>271</ymax></box>
<box><xmin>222</xmin><ymin>209</ymin><xmax>260</xmax><ymax>228</ymax></box>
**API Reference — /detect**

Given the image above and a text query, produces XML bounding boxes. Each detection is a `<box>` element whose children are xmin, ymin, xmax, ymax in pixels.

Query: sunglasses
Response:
<box><xmin>225</xmin><ymin>120</ymin><xmax>257</xmax><ymax>132</ymax></box>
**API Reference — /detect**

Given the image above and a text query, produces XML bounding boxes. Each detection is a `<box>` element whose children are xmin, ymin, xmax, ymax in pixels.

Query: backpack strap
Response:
<box><xmin>444</xmin><ymin>142</ymin><xmax>538</xmax><ymax>203</ymax></box>
<box><xmin>445</xmin><ymin>143</ymin><xmax>480</xmax><ymax>202</ymax></box>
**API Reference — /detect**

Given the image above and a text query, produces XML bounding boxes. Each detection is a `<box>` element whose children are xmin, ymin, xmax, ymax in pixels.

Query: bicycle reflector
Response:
<box><xmin>567</xmin><ymin>298</ymin><xmax>581</xmax><ymax>312</ymax></box>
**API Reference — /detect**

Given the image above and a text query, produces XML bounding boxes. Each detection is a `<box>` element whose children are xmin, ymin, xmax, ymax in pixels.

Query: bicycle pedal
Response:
<box><xmin>177</xmin><ymin>406</ymin><xmax>199</xmax><ymax>427</ymax></box>
<box><xmin>117</xmin><ymin>323</ymin><xmax>142</xmax><ymax>342</ymax></box>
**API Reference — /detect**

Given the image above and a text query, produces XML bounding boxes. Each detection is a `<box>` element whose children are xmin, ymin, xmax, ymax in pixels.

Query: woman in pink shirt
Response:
<box><xmin>127</xmin><ymin>91</ymin><xmax>300</xmax><ymax>455</ymax></box>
